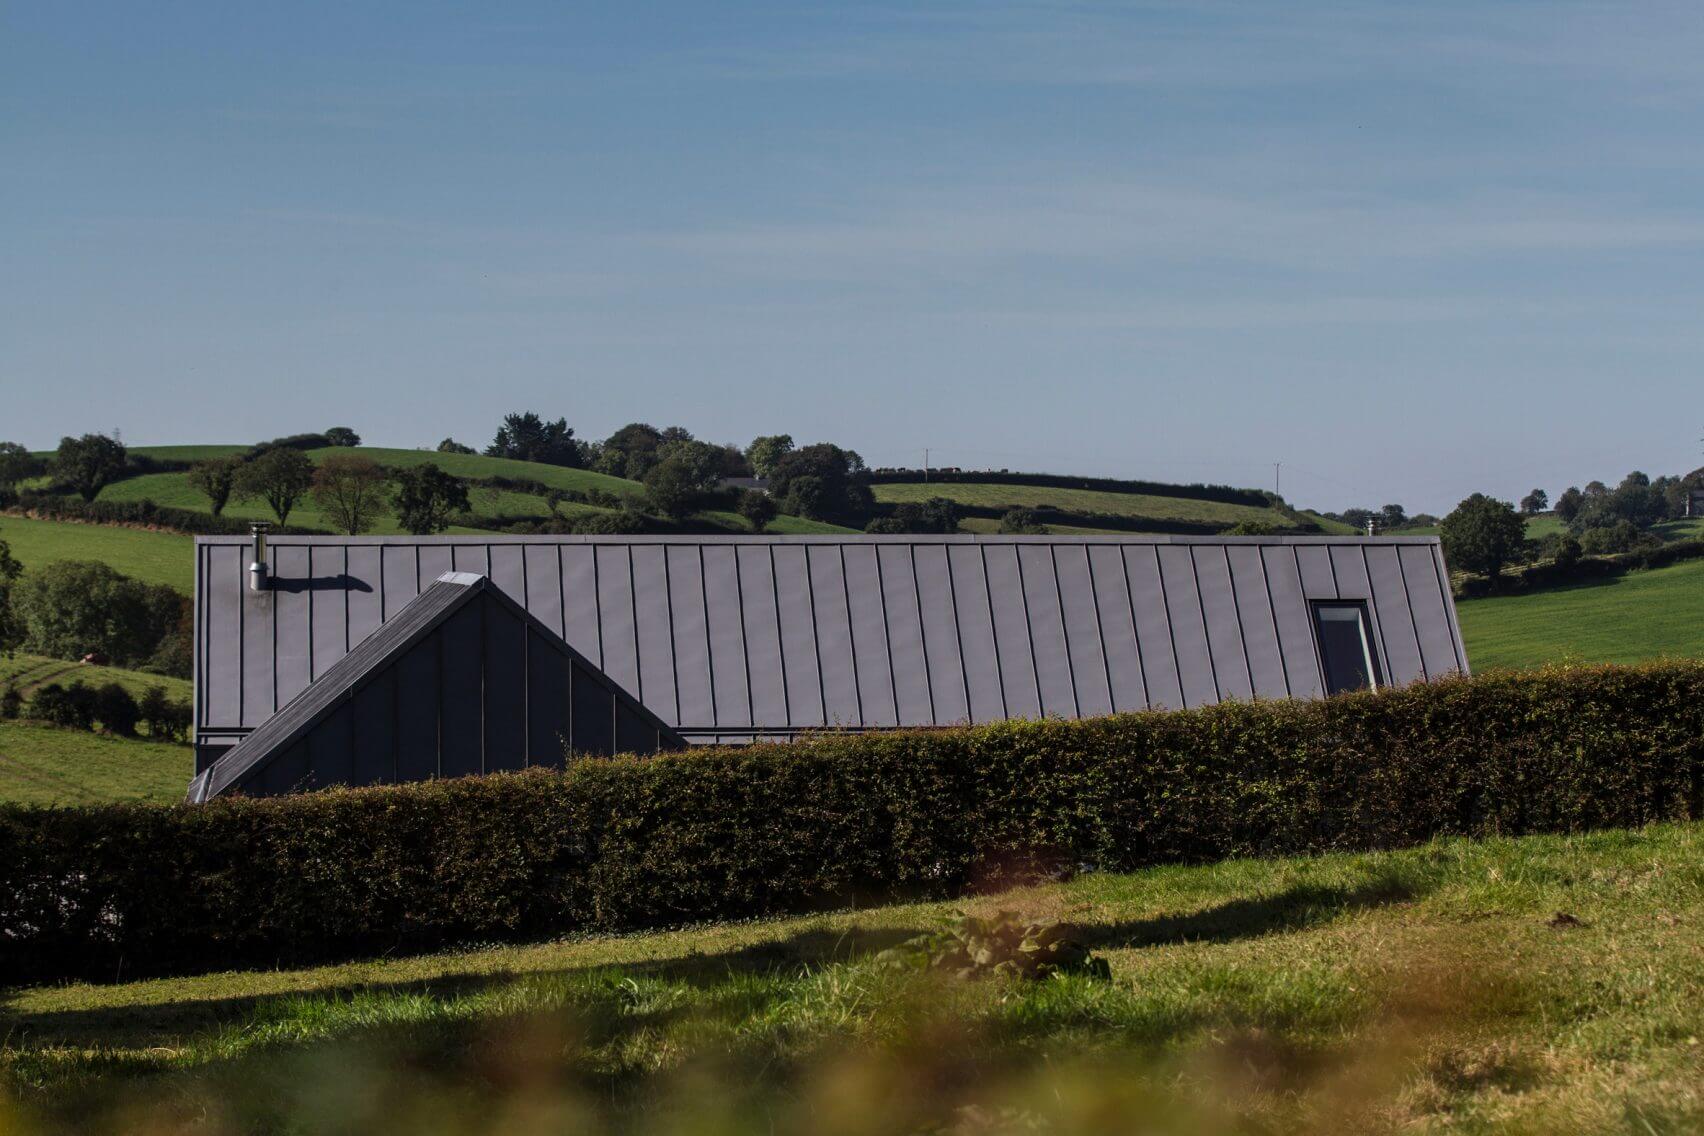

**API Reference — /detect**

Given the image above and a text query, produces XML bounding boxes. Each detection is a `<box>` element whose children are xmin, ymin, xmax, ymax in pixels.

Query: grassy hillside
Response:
<box><xmin>0</xmin><ymin>515</ymin><xmax>193</xmax><ymax>591</ymax></box>
<box><xmin>1458</xmin><ymin>555</ymin><xmax>1704</xmax><ymax>670</ymax></box>
<box><xmin>874</xmin><ymin>480</ymin><xmax>1292</xmax><ymax>528</ymax></box>
<box><xmin>5</xmin><ymin>822</ymin><xmax>1700</xmax><ymax>1133</ymax></box>
<box><xmin>0</xmin><ymin>654</ymin><xmax>191</xmax><ymax>703</ymax></box>
<box><xmin>0</xmin><ymin>721</ymin><xmax>191</xmax><ymax>806</ymax></box>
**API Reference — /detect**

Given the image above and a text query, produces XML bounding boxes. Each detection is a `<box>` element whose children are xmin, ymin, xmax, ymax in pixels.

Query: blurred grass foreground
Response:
<box><xmin>5</xmin><ymin>823</ymin><xmax>1702</xmax><ymax>1134</ymax></box>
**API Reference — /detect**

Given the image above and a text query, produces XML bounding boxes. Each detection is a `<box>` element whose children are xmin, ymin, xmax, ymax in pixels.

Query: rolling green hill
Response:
<box><xmin>0</xmin><ymin>515</ymin><xmax>194</xmax><ymax>591</ymax></box>
<box><xmin>0</xmin><ymin>721</ymin><xmax>191</xmax><ymax>806</ymax></box>
<box><xmin>873</xmin><ymin>480</ymin><xmax>1292</xmax><ymax>530</ymax></box>
<box><xmin>1457</xmin><ymin>555</ymin><xmax>1704</xmax><ymax>671</ymax></box>
<box><xmin>0</xmin><ymin>654</ymin><xmax>192</xmax><ymax>703</ymax></box>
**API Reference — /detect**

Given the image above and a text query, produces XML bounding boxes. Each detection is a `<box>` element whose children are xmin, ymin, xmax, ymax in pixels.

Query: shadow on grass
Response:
<box><xmin>4</xmin><ymin>873</ymin><xmax>1429</xmax><ymax>1052</ymax></box>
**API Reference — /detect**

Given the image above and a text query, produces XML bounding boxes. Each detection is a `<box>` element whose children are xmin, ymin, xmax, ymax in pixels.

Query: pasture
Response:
<box><xmin>3</xmin><ymin>822</ymin><xmax>1699</xmax><ymax>1134</ymax></box>
<box><xmin>0</xmin><ymin>721</ymin><xmax>190</xmax><ymax>806</ymax></box>
<box><xmin>0</xmin><ymin>515</ymin><xmax>193</xmax><ymax>592</ymax></box>
<box><xmin>1456</xmin><ymin>555</ymin><xmax>1704</xmax><ymax>671</ymax></box>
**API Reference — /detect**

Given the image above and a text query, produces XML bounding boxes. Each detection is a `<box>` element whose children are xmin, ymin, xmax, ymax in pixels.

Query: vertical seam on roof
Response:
<box><xmin>804</xmin><ymin>547</ymin><xmax>827</xmax><ymax>726</ymax></box>
<box><xmin>663</xmin><ymin>546</ymin><xmax>682</xmax><ymax>726</ymax></box>
<box><xmin>699</xmin><ymin>546</ymin><xmax>717</xmax><ymax>728</ymax></box>
<box><xmin>1224</xmin><ymin>546</ymin><xmax>1256</xmax><ymax>698</ymax></box>
<box><xmin>1433</xmin><ymin>544</ymin><xmax>1468</xmax><ymax>674</ymax></box>
<box><xmin>1118</xmin><ymin>547</ymin><xmax>1149</xmax><ymax>712</ymax></box>
<box><xmin>342</xmin><ymin>546</ymin><xmax>351</xmax><ymax>654</ymax></box>
<box><xmin>1187</xmin><ymin>547</ymin><xmax>1222</xmax><ymax>704</ymax></box>
<box><xmin>1153</xmin><ymin>546</ymin><xmax>1185</xmax><ymax>709</ymax></box>
<box><xmin>555</xmin><ymin>545</ymin><xmax>567</xmax><ymax>641</ymax></box>
<box><xmin>979</xmin><ymin>544</ymin><xmax>1009</xmax><ymax>720</ymax></box>
<box><xmin>1296</xmin><ymin>546</ymin><xmax>1329</xmax><ymax>691</ymax></box>
<box><xmin>1358</xmin><ymin>546</ymin><xmax>1394</xmax><ymax>685</ymax></box>
<box><xmin>874</xmin><ymin>546</ymin><xmax>900</xmax><ymax>726</ymax></box>
<box><xmin>733</xmin><ymin>547</ymin><xmax>754</xmax><ymax>730</ymax></box>
<box><xmin>1081</xmin><ymin>545</ymin><xmax>1113</xmax><ymax>717</ymax></box>
<box><xmin>307</xmin><ymin>549</ymin><xmax>316</xmax><ymax>683</ymax></box>
<box><xmin>627</xmin><ymin>545</ymin><xmax>640</xmax><ymax>705</ymax></box>
<box><xmin>768</xmin><ymin>545</ymin><xmax>790</xmax><ymax>725</ymax></box>
<box><xmin>413</xmin><ymin>544</ymin><xmax>421</xmax><ymax>598</ymax></box>
<box><xmin>1013</xmin><ymin>546</ymin><xmax>1043</xmax><ymax>715</ymax></box>
<box><xmin>907</xmin><ymin>546</ymin><xmax>935</xmax><ymax>725</ymax></box>
<box><xmin>947</xmin><ymin>545</ymin><xmax>974</xmax><ymax>725</ymax></box>
<box><xmin>1325</xmin><ymin>544</ymin><xmax>1340</xmax><ymax>597</ymax></box>
<box><xmin>1256</xmin><ymin>546</ymin><xmax>1292</xmax><ymax>699</ymax></box>
<box><xmin>478</xmin><ymin>590</ymin><xmax>488</xmax><ymax>775</ymax></box>
<box><xmin>1393</xmin><ymin>546</ymin><xmax>1428</xmax><ymax>682</ymax></box>
<box><xmin>390</xmin><ymin>653</ymin><xmax>400</xmax><ymax>782</ymax></box>
<box><xmin>1047</xmin><ymin>545</ymin><xmax>1081</xmax><ymax>719</ymax></box>
<box><xmin>838</xmin><ymin>545</ymin><xmax>864</xmax><ymax>727</ymax></box>
<box><xmin>270</xmin><ymin>579</ymin><xmax>279</xmax><ymax>716</ymax></box>
<box><xmin>434</xmin><ymin>628</ymin><xmax>444</xmax><ymax>778</ymax></box>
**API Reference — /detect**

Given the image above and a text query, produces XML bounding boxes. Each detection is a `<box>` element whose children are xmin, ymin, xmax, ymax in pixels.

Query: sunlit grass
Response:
<box><xmin>5</xmin><ymin>823</ymin><xmax>1701</xmax><ymax>1133</ymax></box>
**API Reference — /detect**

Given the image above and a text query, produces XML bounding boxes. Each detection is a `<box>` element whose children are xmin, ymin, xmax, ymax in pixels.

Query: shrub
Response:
<box><xmin>997</xmin><ymin>506</ymin><xmax>1049</xmax><ymax>535</ymax></box>
<box><xmin>739</xmin><ymin>489</ymin><xmax>779</xmax><ymax>533</ymax></box>
<box><xmin>10</xmin><ymin>561</ymin><xmax>184</xmax><ymax>670</ymax></box>
<box><xmin>3</xmin><ymin>663</ymin><xmax>1702</xmax><ymax>984</ymax></box>
<box><xmin>28</xmin><ymin>681</ymin><xmax>96</xmax><ymax>729</ymax></box>
<box><xmin>1580</xmin><ymin>520</ymin><xmax>1639</xmax><ymax>556</ymax></box>
<box><xmin>878</xmin><ymin>912</ymin><xmax>1111</xmax><ymax>981</ymax></box>
<box><xmin>0</xmin><ymin>685</ymin><xmax>20</xmax><ymax>719</ymax></box>
<box><xmin>93</xmin><ymin>682</ymin><xmax>140</xmax><ymax>736</ymax></box>
<box><xmin>12</xmin><ymin>491</ymin><xmax>328</xmax><ymax>536</ymax></box>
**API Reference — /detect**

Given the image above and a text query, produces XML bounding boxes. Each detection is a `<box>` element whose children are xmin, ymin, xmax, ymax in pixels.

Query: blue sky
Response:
<box><xmin>5</xmin><ymin>1</ymin><xmax>1703</xmax><ymax>513</ymax></box>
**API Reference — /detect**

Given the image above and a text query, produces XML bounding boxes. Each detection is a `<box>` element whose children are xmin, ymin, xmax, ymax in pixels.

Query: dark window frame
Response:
<box><xmin>1309</xmin><ymin>600</ymin><xmax>1384</xmax><ymax>695</ymax></box>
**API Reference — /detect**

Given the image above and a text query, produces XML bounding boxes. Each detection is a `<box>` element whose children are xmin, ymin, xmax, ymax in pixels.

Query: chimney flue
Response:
<box><xmin>249</xmin><ymin>522</ymin><xmax>272</xmax><ymax>591</ymax></box>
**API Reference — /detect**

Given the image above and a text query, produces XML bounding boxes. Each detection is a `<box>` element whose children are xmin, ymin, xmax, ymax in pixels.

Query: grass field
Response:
<box><xmin>4</xmin><ymin>822</ymin><xmax>1700</xmax><ymax>1133</ymax></box>
<box><xmin>0</xmin><ymin>515</ymin><xmax>193</xmax><ymax>592</ymax></box>
<box><xmin>874</xmin><ymin>481</ymin><xmax>1292</xmax><ymax>528</ymax></box>
<box><xmin>0</xmin><ymin>654</ymin><xmax>192</xmax><ymax>703</ymax></box>
<box><xmin>1457</xmin><ymin>555</ymin><xmax>1704</xmax><ymax>670</ymax></box>
<box><xmin>0</xmin><ymin>721</ymin><xmax>191</xmax><ymax>806</ymax></box>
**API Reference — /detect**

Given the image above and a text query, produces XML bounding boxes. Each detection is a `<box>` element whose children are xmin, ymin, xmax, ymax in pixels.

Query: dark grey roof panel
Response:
<box><xmin>195</xmin><ymin>534</ymin><xmax>1467</xmax><ymax>750</ymax></box>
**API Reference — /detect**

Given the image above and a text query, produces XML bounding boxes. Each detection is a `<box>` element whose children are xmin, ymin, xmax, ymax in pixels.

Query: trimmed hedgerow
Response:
<box><xmin>2</xmin><ymin>663</ymin><xmax>1701</xmax><ymax>984</ymax></box>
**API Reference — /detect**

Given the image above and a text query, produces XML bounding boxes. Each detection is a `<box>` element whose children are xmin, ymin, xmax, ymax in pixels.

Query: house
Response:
<box><xmin>188</xmin><ymin>532</ymin><xmax>1468</xmax><ymax>800</ymax></box>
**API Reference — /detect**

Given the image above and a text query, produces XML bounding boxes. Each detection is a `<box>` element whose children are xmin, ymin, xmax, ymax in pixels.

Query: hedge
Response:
<box><xmin>1455</xmin><ymin>538</ymin><xmax>1704</xmax><ymax>598</ymax></box>
<box><xmin>868</xmin><ymin>469</ymin><xmax>1275</xmax><ymax>508</ymax></box>
<box><xmin>8</xmin><ymin>494</ymin><xmax>330</xmax><ymax>536</ymax></box>
<box><xmin>3</xmin><ymin>663</ymin><xmax>1701</xmax><ymax>985</ymax></box>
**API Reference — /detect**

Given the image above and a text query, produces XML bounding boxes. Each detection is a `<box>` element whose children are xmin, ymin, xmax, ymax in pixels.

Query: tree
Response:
<box><xmin>595</xmin><ymin>423</ymin><xmax>666</xmax><ymax>480</ymax></box>
<box><xmin>10</xmin><ymin>561</ymin><xmax>181</xmax><ymax>667</ymax></box>
<box><xmin>768</xmin><ymin>443</ymin><xmax>873</xmax><ymax>521</ymax></box>
<box><xmin>1554</xmin><ymin>486</ymin><xmax>1584</xmax><ymax>523</ymax></box>
<box><xmin>93</xmin><ymin>682</ymin><xmax>140</xmax><ymax>736</ymax></box>
<box><xmin>745</xmin><ymin>435</ymin><xmax>794</xmax><ymax>479</ymax></box>
<box><xmin>0</xmin><ymin>441</ymin><xmax>42</xmax><ymax>489</ymax></box>
<box><xmin>436</xmin><ymin>437</ymin><xmax>475</xmax><ymax>455</ymax></box>
<box><xmin>1519</xmin><ymin>489</ymin><xmax>1549</xmax><ymax>515</ymax></box>
<box><xmin>998</xmin><ymin>507</ymin><xmax>1049</xmax><ymax>535</ymax></box>
<box><xmin>185</xmin><ymin>456</ymin><xmax>244</xmax><ymax>516</ymax></box>
<box><xmin>867</xmin><ymin>497</ymin><xmax>962</xmax><ymax>534</ymax></box>
<box><xmin>642</xmin><ymin>441</ymin><xmax>729</xmax><ymax>520</ymax></box>
<box><xmin>391</xmin><ymin>462</ymin><xmax>471</xmax><ymax>535</ymax></box>
<box><xmin>1378</xmin><ymin>504</ymin><xmax>1408</xmax><ymax>530</ymax></box>
<box><xmin>486</xmin><ymin>412</ymin><xmax>582</xmax><ymax>467</ymax></box>
<box><xmin>0</xmin><ymin>526</ymin><xmax>21</xmax><ymax>653</ymax></box>
<box><xmin>324</xmin><ymin>426</ymin><xmax>362</xmax><ymax>447</ymax></box>
<box><xmin>52</xmin><ymin>433</ymin><xmax>127</xmax><ymax>502</ymax></box>
<box><xmin>1439</xmin><ymin>494</ymin><xmax>1527</xmax><ymax>580</ymax></box>
<box><xmin>234</xmin><ymin>447</ymin><xmax>315</xmax><ymax>525</ymax></box>
<box><xmin>311</xmin><ymin>454</ymin><xmax>388</xmax><ymax>535</ymax></box>
<box><xmin>738</xmin><ymin>489</ymin><xmax>779</xmax><ymax>533</ymax></box>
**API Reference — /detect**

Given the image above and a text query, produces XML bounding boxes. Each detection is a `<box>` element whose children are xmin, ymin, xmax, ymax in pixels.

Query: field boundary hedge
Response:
<box><xmin>3</xmin><ymin>663</ymin><xmax>1701</xmax><ymax>985</ymax></box>
<box><xmin>6</xmin><ymin>494</ymin><xmax>331</xmax><ymax>537</ymax></box>
<box><xmin>869</xmin><ymin>470</ymin><xmax>1275</xmax><ymax>508</ymax></box>
<box><xmin>1455</xmin><ymin>539</ymin><xmax>1704</xmax><ymax>597</ymax></box>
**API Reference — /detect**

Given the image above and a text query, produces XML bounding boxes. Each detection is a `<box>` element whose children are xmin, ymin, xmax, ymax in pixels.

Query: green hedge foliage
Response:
<box><xmin>867</xmin><ymin>470</ymin><xmax>1275</xmax><ymax>508</ymax></box>
<box><xmin>1455</xmin><ymin>538</ymin><xmax>1704</xmax><ymax>597</ymax></box>
<box><xmin>3</xmin><ymin>663</ymin><xmax>1701</xmax><ymax>984</ymax></box>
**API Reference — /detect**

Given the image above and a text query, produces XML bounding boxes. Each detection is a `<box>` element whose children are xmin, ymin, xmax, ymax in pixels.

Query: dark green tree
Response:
<box><xmin>10</xmin><ymin>561</ymin><xmax>180</xmax><ymax>667</ymax></box>
<box><xmin>324</xmin><ymin>426</ymin><xmax>362</xmax><ymax>447</ymax></box>
<box><xmin>486</xmin><ymin>412</ymin><xmax>582</xmax><ymax>467</ymax></box>
<box><xmin>436</xmin><ymin>437</ymin><xmax>475</xmax><ymax>455</ymax></box>
<box><xmin>997</xmin><ymin>506</ymin><xmax>1049</xmax><ymax>534</ymax></box>
<box><xmin>595</xmin><ymin>423</ymin><xmax>666</xmax><ymax>479</ymax></box>
<box><xmin>745</xmin><ymin>434</ymin><xmax>794</xmax><ymax>479</ymax></box>
<box><xmin>1439</xmin><ymin>494</ymin><xmax>1527</xmax><ymax>579</ymax></box>
<box><xmin>234</xmin><ymin>447</ymin><xmax>315</xmax><ymax>524</ymax></box>
<box><xmin>1554</xmin><ymin>486</ymin><xmax>1584</xmax><ymax>523</ymax></box>
<box><xmin>52</xmin><ymin>433</ymin><xmax>127</xmax><ymax>502</ymax></box>
<box><xmin>768</xmin><ymin>443</ymin><xmax>873</xmax><ymax>521</ymax></box>
<box><xmin>185</xmin><ymin>455</ymin><xmax>244</xmax><ymax>516</ymax></box>
<box><xmin>311</xmin><ymin>454</ymin><xmax>389</xmax><ymax>535</ymax></box>
<box><xmin>391</xmin><ymin>462</ymin><xmax>470</xmax><ymax>535</ymax></box>
<box><xmin>738</xmin><ymin>489</ymin><xmax>779</xmax><ymax>533</ymax></box>
<box><xmin>0</xmin><ymin>441</ymin><xmax>42</xmax><ymax>489</ymax></box>
<box><xmin>1519</xmin><ymin>489</ymin><xmax>1549</xmax><ymax>515</ymax></box>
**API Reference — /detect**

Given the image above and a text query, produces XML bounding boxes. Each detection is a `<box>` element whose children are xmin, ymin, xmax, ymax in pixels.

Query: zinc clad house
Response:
<box><xmin>188</xmin><ymin>533</ymin><xmax>1469</xmax><ymax>801</ymax></box>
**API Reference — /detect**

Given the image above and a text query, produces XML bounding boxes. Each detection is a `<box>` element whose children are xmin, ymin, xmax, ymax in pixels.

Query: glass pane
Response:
<box><xmin>1315</xmin><ymin>605</ymin><xmax>1374</xmax><ymax>695</ymax></box>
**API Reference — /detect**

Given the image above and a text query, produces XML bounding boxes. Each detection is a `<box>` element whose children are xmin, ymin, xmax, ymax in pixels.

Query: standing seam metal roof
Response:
<box><xmin>194</xmin><ymin>534</ymin><xmax>1467</xmax><ymax>747</ymax></box>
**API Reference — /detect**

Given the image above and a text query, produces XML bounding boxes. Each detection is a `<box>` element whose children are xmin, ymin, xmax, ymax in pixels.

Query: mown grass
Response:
<box><xmin>0</xmin><ymin>653</ymin><xmax>190</xmax><ymax>703</ymax></box>
<box><xmin>4</xmin><ymin>822</ymin><xmax>1699</xmax><ymax>1134</ymax></box>
<box><xmin>1457</xmin><ymin>555</ymin><xmax>1704</xmax><ymax>670</ymax></box>
<box><xmin>0</xmin><ymin>515</ymin><xmax>193</xmax><ymax>592</ymax></box>
<box><xmin>874</xmin><ymin>481</ymin><xmax>1291</xmax><ymax>527</ymax></box>
<box><xmin>0</xmin><ymin>720</ymin><xmax>191</xmax><ymax>806</ymax></box>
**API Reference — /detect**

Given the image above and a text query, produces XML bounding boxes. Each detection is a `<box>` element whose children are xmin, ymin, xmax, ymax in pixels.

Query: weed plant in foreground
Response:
<box><xmin>4</xmin><ymin>823</ymin><xmax>1702</xmax><ymax>1134</ymax></box>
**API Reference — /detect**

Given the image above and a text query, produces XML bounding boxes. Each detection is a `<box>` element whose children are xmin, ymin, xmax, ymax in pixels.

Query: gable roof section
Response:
<box><xmin>195</xmin><ymin>535</ymin><xmax>1469</xmax><ymax>749</ymax></box>
<box><xmin>189</xmin><ymin>571</ymin><xmax>685</xmax><ymax>801</ymax></box>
